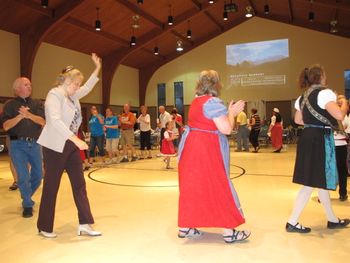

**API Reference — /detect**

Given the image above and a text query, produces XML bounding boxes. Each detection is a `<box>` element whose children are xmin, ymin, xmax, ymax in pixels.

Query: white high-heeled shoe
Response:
<box><xmin>39</xmin><ymin>230</ymin><xmax>57</xmax><ymax>238</ymax></box>
<box><xmin>77</xmin><ymin>224</ymin><xmax>102</xmax><ymax>236</ymax></box>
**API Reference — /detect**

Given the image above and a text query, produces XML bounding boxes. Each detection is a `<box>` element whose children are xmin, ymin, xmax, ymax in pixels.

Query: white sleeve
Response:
<box><xmin>270</xmin><ymin>115</ymin><xmax>276</xmax><ymax>126</ymax></box>
<box><xmin>294</xmin><ymin>96</ymin><xmax>301</xmax><ymax>111</ymax></box>
<box><xmin>164</xmin><ymin>131</ymin><xmax>170</xmax><ymax>139</ymax></box>
<box><xmin>317</xmin><ymin>89</ymin><xmax>337</xmax><ymax>109</ymax></box>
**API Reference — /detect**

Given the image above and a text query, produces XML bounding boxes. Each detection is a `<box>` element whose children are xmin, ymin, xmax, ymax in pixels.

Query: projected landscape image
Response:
<box><xmin>226</xmin><ymin>39</ymin><xmax>289</xmax><ymax>87</ymax></box>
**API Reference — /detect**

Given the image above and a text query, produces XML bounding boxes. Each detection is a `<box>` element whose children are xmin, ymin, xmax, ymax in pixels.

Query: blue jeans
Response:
<box><xmin>236</xmin><ymin>125</ymin><xmax>250</xmax><ymax>151</ymax></box>
<box><xmin>89</xmin><ymin>135</ymin><xmax>105</xmax><ymax>157</ymax></box>
<box><xmin>10</xmin><ymin>140</ymin><xmax>43</xmax><ymax>208</ymax></box>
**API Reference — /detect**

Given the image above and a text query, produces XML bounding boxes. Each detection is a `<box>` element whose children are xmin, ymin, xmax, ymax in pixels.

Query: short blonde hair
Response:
<box><xmin>195</xmin><ymin>70</ymin><xmax>221</xmax><ymax>97</ymax></box>
<box><xmin>55</xmin><ymin>66</ymin><xmax>84</xmax><ymax>86</ymax></box>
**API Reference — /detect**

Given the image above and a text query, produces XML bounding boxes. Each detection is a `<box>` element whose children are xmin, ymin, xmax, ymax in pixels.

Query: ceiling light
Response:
<box><xmin>264</xmin><ymin>4</ymin><xmax>270</xmax><ymax>15</ymax></box>
<box><xmin>186</xmin><ymin>20</ymin><xmax>192</xmax><ymax>39</ymax></box>
<box><xmin>330</xmin><ymin>20</ymin><xmax>338</xmax><ymax>33</ymax></box>
<box><xmin>41</xmin><ymin>0</ymin><xmax>48</xmax><ymax>8</ymax></box>
<box><xmin>245</xmin><ymin>6</ymin><xmax>254</xmax><ymax>18</ymax></box>
<box><xmin>130</xmin><ymin>35</ymin><xmax>136</xmax><ymax>46</ymax></box>
<box><xmin>223</xmin><ymin>11</ymin><xmax>228</xmax><ymax>21</ymax></box>
<box><xmin>208</xmin><ymin>0</ymin><xmax>214</xmax><ymax>3</ymax></box>
<box><xmin>95</xmin><ymin>7</ymin><xmax>101</xmax><ymax>31</ymax></box>
<box><xmin>137</xmin><ymin>0</ymin><xmax>143</xmax><ymax>4</ymax></box>
<box><xmin>154</xmin><ymin>46</ymin><xmax>159</xmax><ymax>55</ymax></box>
<box><xmin>308</xmin><ymin>11</ymin><xmax>314</xmax><ymax>22</ymax></box>
<box><xmin>168</xmin><ymin>5</ymin><xmax>173</xmax><ymax>26</ymax></box>
<box><xmin>176</xmin><ymin>40</ymin><xmax>183</xmax><ymax>52</ymax></box>
<box><xmin>168</xmin><ymin>15</ymin><xmax>173</xmax><ymax>25</ymax></box>
<box><xmin>224</xmin><ymin>1</ymin><xmax>238</xmax><ymax>13</ymax></box>
<box><xmin>132</xmin><ymin>15</ymin><xmax>140</xmax><ymax>29</ymax></box>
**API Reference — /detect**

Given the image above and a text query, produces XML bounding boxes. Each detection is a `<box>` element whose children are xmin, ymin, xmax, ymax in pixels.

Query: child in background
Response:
<box><xmin>160</xmin><ymin>121</ymin><xmax>178</xmax><ymax>169</ymax></box>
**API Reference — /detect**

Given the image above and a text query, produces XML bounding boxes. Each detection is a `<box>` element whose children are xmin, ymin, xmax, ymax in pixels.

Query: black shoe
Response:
<box><xmin>120</xmin><ymin>157</ymin><xmax>129</xmax><ymax>163</ymax></box>
<box><xmin>273</xmin><ymin>147</ymin><xmax>282</xmax><ymax>153</ymax></box>
<box><xmin>22</xmin><ymin>207</ymin><xmax>33</xmax><ymax>218</ymax></box>
<box><xmin>9</xmin><ymin>182</ymin><xmax>18</xmax><ymax>191</ymax></box>
<box><xmin>327</xmin><ymin>218</ymin><xmax>350</xmax><ymax>229</ymax></box>
<box><xmin>285</xmin><ymin>222</ymin><xmax>311</xmax><ymax>233</ymax></box>
<box><xmin>131</xmin><ymin>156</ymin><xmax>138</xmax><ymax>162</ymax></box>
<box><xmin>339</xmin><ymin>195</ymin><xmax>348</xmax><ymax>201</ymax></box>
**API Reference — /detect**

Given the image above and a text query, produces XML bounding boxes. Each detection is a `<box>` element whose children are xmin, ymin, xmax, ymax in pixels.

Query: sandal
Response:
<box><xmin>178</xmin><ymin>228</ymin><xmax>202</xmax><ymax>238</ymax></box>
<box><xmin>223</xmin><ymin>229</ymin><xmax>250</xmax><ymax>243</ymax></box>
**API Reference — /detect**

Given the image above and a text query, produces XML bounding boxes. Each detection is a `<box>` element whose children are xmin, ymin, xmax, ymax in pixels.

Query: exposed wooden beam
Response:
<box><xmin>310</xmin><ymin>0</ymin><xmax>350</xmax><ymax>12</ymax></box>
<box><xmin>65</xmin><ymin>17</ymin><xmax>129</xmax><ymax>47</ymax></box>
<box><xmin>121</xmin><ymin>1</ymin><xmax>218</xmax><ymax>61</ymax></box>
<box><xmin>287</xmin><ymin>0</ymin><xmax>294</xmax><ymax>23</ymax></box>
<box><xmin>191</xmin><ymin>0</ymin><xmax>202</xmax><ymax>10</ymax></box>
<box><xmin>204</xmin><ymin>10</ymin><xmax>224</xmax><ymax>31</ymax></box>
<box><xmin>16</xmin><ymin>0</ymin><xmax>85</xmax><ymax>77</ymax></box>
<box><xmin>170</xmin><ymin>30</ymin><xmax>194</xmax><ymax>46</ymax></box>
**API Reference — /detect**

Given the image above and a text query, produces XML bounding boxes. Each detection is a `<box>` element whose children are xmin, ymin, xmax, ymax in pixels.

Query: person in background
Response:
<box><xmin>119</xmin><ymin>104</ymin><xmax>137</xmax><ymax>162</ymax></box>
<box><xmin>171</xmin><ymin>108</ymin><xmax>183</xmax><ymax>149</ymax></box>
<box><xmin>178</xmin><ymin>70</ymin><xmax>250</xmax><ymax>243</ymax></box>
<box><xmin>160</xmin><ymin>121</ymin><xmax>177</xmax><ymax>169</ymax></box>
<box><xmin>235</xmin><ymin>109</ymin><xmax>249</xmax><ymax>152</ymax></box>
<box><xmin>158</xmin><ymin>106</ymin><xmax>171</xmax><ymax>150</ymax></box>
<box><xmin>88</xmin><ymin>105</ymin><xmax>105</xmax><ymax>164</ymax></box>
<box><xmin>137</xmin><ymin>105</ymin><xmax>152</xmax><ymax>159</ymax></box>
<box><xmin>248</xmin><ymin>108</ymin><xmax>261</xmax><ymax>153</ymax></box>
<box><xmin>1</xmin><ymin>77</ymin><xmax>45</xmax><ymax>218</ymax></box>
<box><xmin>104</xmin><ymin>107</ymin><xmax>120</xmax><ymax>164</ymax></box>
<box><xmin>268</xmin><ymin>108</ymin><xmax>283</xmax><ymax>153</ymax></box>
<box><xmin>77</xmin><ymin>128</ymin><xmax>91</xmax><ymax>171</ymax></box>
<box><xmin>286</xmin><ymin>65</ymin><xmax>349</xmax><ymax>234</ymax></box>
<box><xmin>37</xmin><ymin>53</ymin><xmax>102</xmax><ymax>238</ymax></box>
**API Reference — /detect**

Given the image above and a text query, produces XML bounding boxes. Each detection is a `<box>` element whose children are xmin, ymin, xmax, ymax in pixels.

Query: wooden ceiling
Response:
<box><xmin>1</xmin><ymin>0</ymin><xmax>349</xmax><ymax>106</ymax></box>
<box><xmin>1</xmin><ymin>0</ymin><xmax>350</xmax><ymax>70</ymax></box>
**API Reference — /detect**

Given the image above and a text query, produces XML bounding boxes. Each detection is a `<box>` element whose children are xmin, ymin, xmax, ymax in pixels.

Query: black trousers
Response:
<box><xmin>140</xmin><ymin>130</ymin><xmax>151</xmax><ymax>150</ymax></box>
<box><xmin>160</xmin><ymin>128</ymin><xmax>166</xmax><ymax>150</ymax></box>
<box><xmin>249</xmin><ymin>129</ymin><xmax>260</xmax><ymax>149</ymax></box>
<box><xmin>336</xmin><ymin>145</ymin><xmax>348</xmax><ymax>197</ymax></box>
<box><xmin>37</xmin><ymin>140</ymin><xmax>94</xmax><ymax>232</ymax></box>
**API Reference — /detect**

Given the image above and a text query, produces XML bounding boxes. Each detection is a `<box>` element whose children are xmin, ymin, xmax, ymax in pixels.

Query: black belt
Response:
<box><xmin>10</xmin><ymin>136</ymin><xmax>36</xmax><ymax>142</ymax></box>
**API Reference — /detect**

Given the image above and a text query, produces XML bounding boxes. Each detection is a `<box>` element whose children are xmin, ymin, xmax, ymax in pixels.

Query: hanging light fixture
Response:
<box><xmin>330</xmin><ymin>20</ymin><xmax>338</xmax><ymax>33</ymax></box>
<box><xmin>137</xmin><ymin>0</ymin><xmax>143</xmax><ymax>4</ymax></box>
<box><xmin>245</xmin><ymin>6</ymin><xmax>254</xmax><ymax>18</ymax></box>
<box><xmin>186</xmin><ymin>20</ymin><xmax>192</xmax><ymax>39</ymax></box>
<box><xmin>41</xmin><ymin>0</ymin><xmax>49</xmax><ymax>8</ymax></box>
<box><xmin>223</xmin><ymin>11</ymin><xmax>228</xmax><ymax>21</ymax></box>
<box><xmin>130</xmin><ymin>35</ymin><xmax>136</xmax><ymax>46</ymax></box>
<box><xmin>168</xmin><ymin>5</ymin><xmax>174</xmax><ymax>26</ymax></box>
<box><xmin>176</xmin><ymin>40</ymin><xmax>183</xmax><ymax>52</ymax></box>
<box><xmin>308</xmin><ymin>0</ymin><xmax>314</xmax><ymax>22</ymax></box>
<box><xmin>264</xmin><ymin>3</ymin><xmax>270</xmax><ymax>15</ymax></box>
<box><xmin>154</xmin><ymin>46</ymin><xmax>159</xmax><ymax>55</ymax></box>
<box><xmin>95</xmin><ymin>7</ymin><xmax>101</xmax><ymax>31</ymax></box>
<box><xmin>208</xmin><ymin>0</ymin><xmax>214</xmax><ymax>3</ymax></box>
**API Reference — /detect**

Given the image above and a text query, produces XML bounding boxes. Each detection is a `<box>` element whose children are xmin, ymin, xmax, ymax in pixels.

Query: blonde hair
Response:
<box><xmin>195</xmin><ymin>70</ymin><xmax>221</xmax><ymax>97</ymax></box>
<box><xmin>55</xmin><ymin>65</ymin><xmax>84</xmax><ymax>86</ymax></box>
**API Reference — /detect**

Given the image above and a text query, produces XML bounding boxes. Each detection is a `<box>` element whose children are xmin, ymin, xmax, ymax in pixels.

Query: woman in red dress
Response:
<box><xmin>177</xmin><ymin>70</ymin><xmax>250</xmax><ymax>243</ymax></box>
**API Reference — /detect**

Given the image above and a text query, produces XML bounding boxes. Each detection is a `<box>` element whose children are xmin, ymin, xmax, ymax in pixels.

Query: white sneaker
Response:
<box><xmin>112</xmin><ymin>157</ymin><xmax>119</xmax><ymax>163</ymax></box>
<box><xmin>77</xmin><ymin>224</ymin><xmax>102</xmax><ymax>236</ymax></box>
<box><xmin>39</xmin><ymin>230</ymin><xmax>57</xmax><ymax>238</ymax></box>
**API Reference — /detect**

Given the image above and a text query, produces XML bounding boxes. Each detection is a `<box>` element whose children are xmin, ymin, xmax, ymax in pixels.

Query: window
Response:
<box><xmin>174</xmin><ymin>81</ymin><xmax>184</xmax><ymax>116</ymax></box>
<box><xmin>157</xmin><ymin>83</ymin><xmax>166</xmax><ymax>108</ymax></box>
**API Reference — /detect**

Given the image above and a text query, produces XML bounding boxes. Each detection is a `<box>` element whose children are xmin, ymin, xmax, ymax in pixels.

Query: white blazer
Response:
<box><xmin>38</xmin><ymin>74</ymin><xmax>99</xmax><ymax>153</ymax></box>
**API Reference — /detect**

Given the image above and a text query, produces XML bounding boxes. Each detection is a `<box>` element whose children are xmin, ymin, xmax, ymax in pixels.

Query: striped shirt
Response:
<box><xmin>250</xmin><ymin>114</ymin><xmax>261</xmax><ymax>131</ymax></box>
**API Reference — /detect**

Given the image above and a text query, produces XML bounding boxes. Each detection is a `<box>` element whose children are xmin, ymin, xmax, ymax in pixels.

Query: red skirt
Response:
<box><xmin>161</xmin><ymin>139</ymin><xmax>176</xmax><ymax>156</ymax></box>
<box><xmin>271</xmin><ymin>123</ymin><xmax>283</xmax><ymax>149</ymax></box>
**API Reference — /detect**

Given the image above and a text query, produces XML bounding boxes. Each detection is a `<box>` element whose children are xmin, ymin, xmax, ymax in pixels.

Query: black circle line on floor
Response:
<box><xmin>87</xmin><ymin>164</ymin><xmax>246</xmax><ymax>188</ymax></box>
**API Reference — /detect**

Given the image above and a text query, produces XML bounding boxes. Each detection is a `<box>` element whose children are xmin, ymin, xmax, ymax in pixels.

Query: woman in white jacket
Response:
<box><xmin>37</xmin><ymin>53</ymin><xmax>102</xmax><ymax>238</ymax></box>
